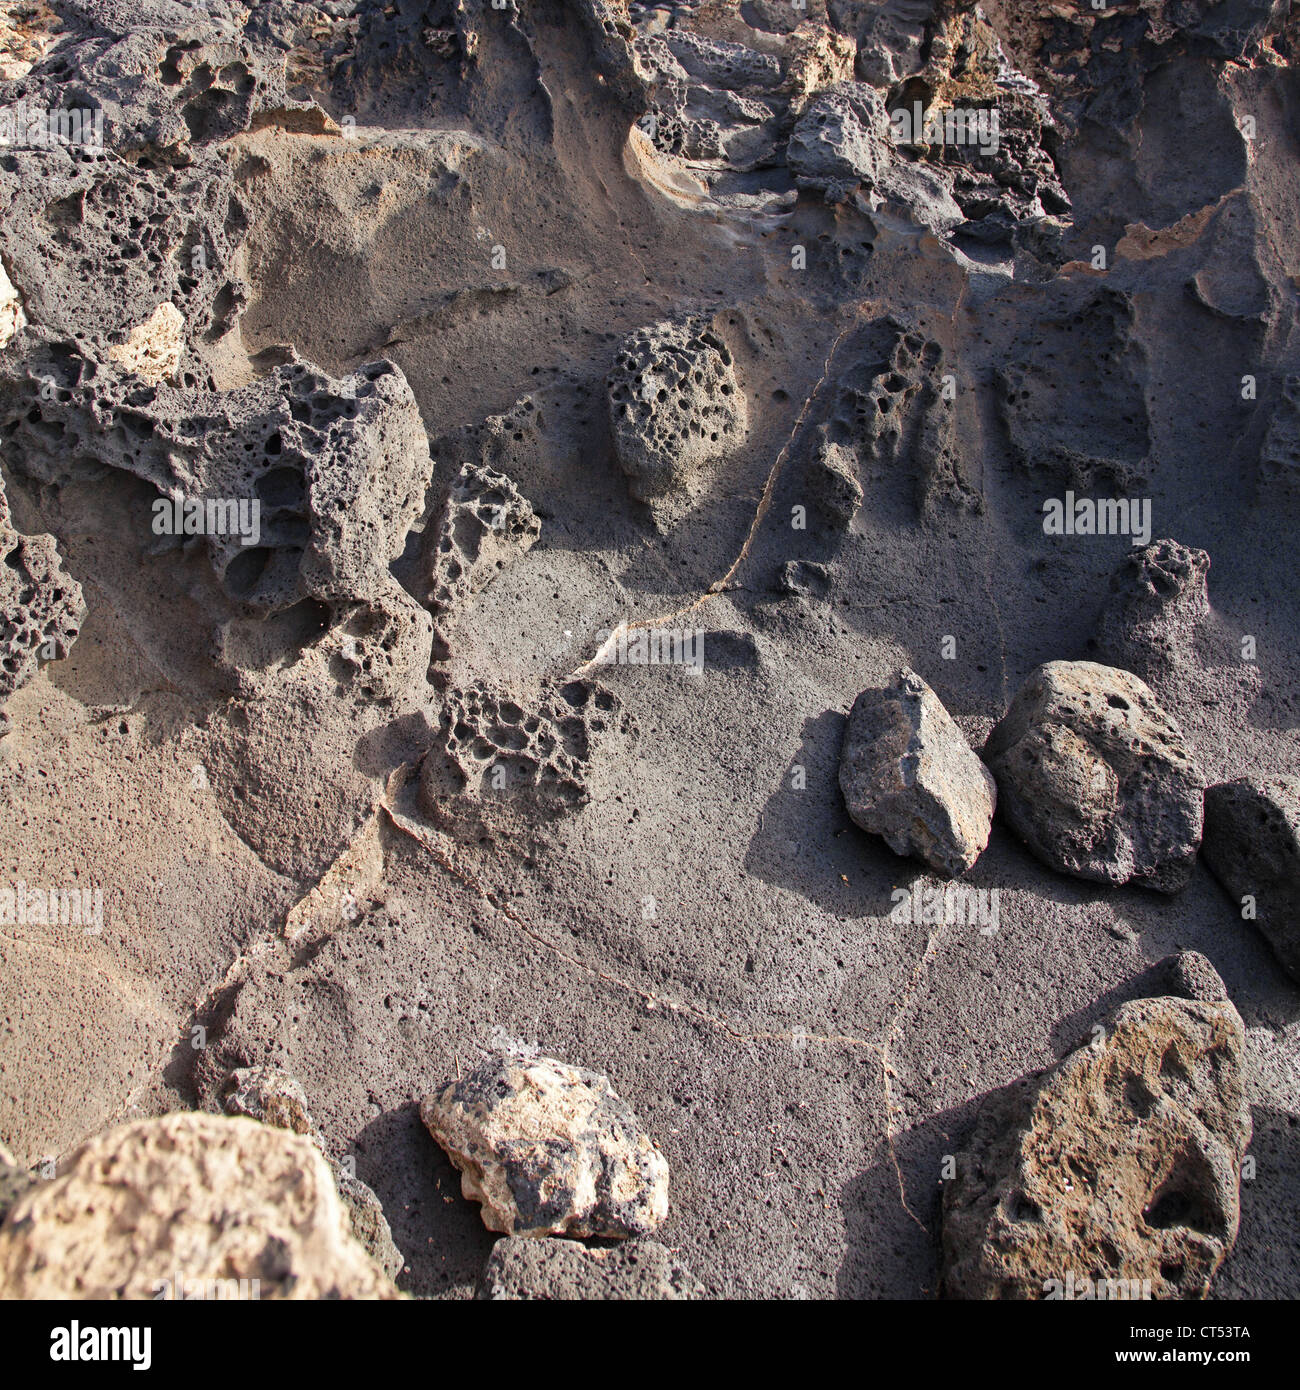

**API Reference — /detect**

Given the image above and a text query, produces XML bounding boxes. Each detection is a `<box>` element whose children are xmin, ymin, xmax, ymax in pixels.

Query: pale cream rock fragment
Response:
<box><xmin>107</xmin><ymin>301</ymin><xmax>184</xmax><ymax>384</ymax></box>
<box><xmin>422</xmin><ymin>1051</ymin><xmax>670</xmax><ymax>1237</ymax></box>
<box><xmin>0</xmin><ymin>261</ymin><xmax>25</xmax><ymax>348</ymax></box>
<box><xmin>0</xmin><ymin>1112</ymin><xmax>398</xmax><ymax>1299</ymax></box>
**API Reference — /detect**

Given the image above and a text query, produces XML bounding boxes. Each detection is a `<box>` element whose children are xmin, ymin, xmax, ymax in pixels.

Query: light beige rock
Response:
<box><xmin>0</xmin><ymin>1112</ymin><xmax>398</xmax><ymax>1299</ymax></box>
<box><xmin>107</xmin><ymin>302</ymin><xmax>184</xmax><ymax>384</ymax></box>
<box><xmin>942</xmin><ymin>965</ymin><xmax>1250</xmax><ymax>1300</ymax></box>
<box><xmin>0</xmin><ymin>261</ymin><xmax>25</xmax><ymax>348</ymax></box>
<box><xmin>422</xmin><ymin>1051</ymin><xmax>669</xmax><ymax>1238</ymax></box>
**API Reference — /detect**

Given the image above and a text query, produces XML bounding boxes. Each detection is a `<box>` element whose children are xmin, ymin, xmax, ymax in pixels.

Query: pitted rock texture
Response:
<box><xmin>607</xmin><ymin>319</ymin><xmax>747</xmax><ymax>505</ymax></box>
<box><xmin>839</xmin><ymin>668</ymin><xmax>996</xmax><ymax>878</ymax></box>
<box><xmin>0</xmin><ymin>1113</ymin><xmax>397</xmax><ymax>1299</ymax></box>
<box><xmin>984</xmin><ymin>661</ymin><xmax>1204</xmax><ymax>893</ymax></box>
<box><xmin>219</xmin><ymin>1064</ymin><xmax>403</xmax><ymax>1281</ymax></box>
<box><xmin>423</xmin><ymin>460</ymin><xmax>540</xmax><ymax>667</ymax></box>
<box><xmin>1202</xmin><ymin>776</ymin><xmax>1300</xmax><ymax>985</ymax></box>
<box><xmin>0</xmin><ymin>479</ymin><xmax>84</xmax><ymax>732</ymax></box>
<box><xmin>479</xmin><ymin>1235</ymin><xmax>703</xmax><ymax>1300</ymax></box>
<box><xmin>421</xmin><ymin>1051</ymin><xmax>670</xmax><ymax>1239</ymax></box>
<box><xmin>417</xmin><ymin>677</ymin><xmax>631</xmax><ymax>841</ymax></box>
<box><xmin>942</xmin><ymin>964</ymin><xmax>1251</xmax><ymax>1301</ymax></box>
<box><xmin>787</xmin><ymin>82</ymin><xmax>891</xmax><ymax>192</ymax></box>
<box><xmin>1094</xmin><ymin>539</ymin><xmax>1212</xmax><ymax>682</ymax></box>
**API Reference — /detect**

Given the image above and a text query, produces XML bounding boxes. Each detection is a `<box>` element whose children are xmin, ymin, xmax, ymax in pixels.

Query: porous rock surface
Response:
<box><xmin>985</xmin><ymin>661</ymin><xmax>1205</xmax><ymax>893</ymax></box>
<box><xmin>942</xmin><ymin>955</ymin><xmax>1251</xmax><ymax>1300</ymax></box>
<box><xmin>0</xmin><ymin>1113</ymin><xmax>397</xmax><ymax>1299</ymax></box>
<box><xmin>421</xmin><ymin>1051</ymin><xmax>670</xmax><ymax>1238</ymax></box>
<box><xmin>1094</xmin><ymin>540</ymin><xmax>1212</xmax><ymax>682</ymax></box>
<box><xmin>479</xmin><ymin>1236</ymin><xmax>703</xmax><ymax>1301</ymax></box>
<box><xmin>607</xmin><ymin>319</ymin><xmax>747</xmax><ymax>504</ymax></box>
<box><xmin>839</xmin><ymin>668</ymin><xmax>996</xmax><ymax>877</ymax></box>
<box><xmin>1202</xmin><ymin>776</ymin><xmax>1300</xmax><ymax>985</ymax></box>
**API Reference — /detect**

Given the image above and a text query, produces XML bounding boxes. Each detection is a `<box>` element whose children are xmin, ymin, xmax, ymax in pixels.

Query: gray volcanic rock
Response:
<box><xmin>0</xmin><ymin>479</ymin><xmax>84</xmax><ymax>733</ymax></box>
<box><xmin>942</xmin><ymin>958</ymin><xmax>1251</xmax><ymax>1300</ymax></box>
<box><xmin>985</xmin><ymin>661</ymin><xmax>1204</xmax><ymax>893</ymax></box>
<box><xmin>0</xmin><ymin>1141</ymin><xmax>31</xmax><ymax>1225</ymax></box>
<box><xmin>479</xmin><ymin>1236</ymin><xmax>703</xmax><ymax>1301</ymax></box>
<box><xmin>0</xmin><ymin>1113</ymin><xmax>397</xmax><ymax>1299</ymax></box>
<box><xmin>839</xmin><ymin>668</ymin><xmax>996</xmax><ymax>878</ymax></box>
<box><xmin>1094</xmin><ymin>540</ymin><xmax>1212</xmax><ymax>681</ymax></box>
<box><xmin>1202</xmin><ymin>776</ymin><xmax>1300</xmax><ymax>984</ymax></box>
<box><xmin>417</xmin><ymin>677</ymin><xmax>633</xmax><ymax>842</ymax></box>
<box><xmin>787</xmin><ymin>82</ymin><xmax>891</xmax><ymax>192</ymax></box>
<box><xmin>421</xmin><ymin>1051</ymin><xmax>670</xmax><ymax>1238</ymax></box>
<box><xmin>607</xmin><ymin>320</ymin><xmax>747</xmax><ymax>504</ymax></box>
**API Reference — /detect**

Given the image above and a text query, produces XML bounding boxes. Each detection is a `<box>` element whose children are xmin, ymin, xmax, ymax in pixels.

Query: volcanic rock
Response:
<box><xmin>0</xmin><ymin>1113</ymin><xmax>397</xmax><ymax>1299</ymax></box>
<box><xmin>839</xmin><ymin>668</ymin><xmax>996</xmax><ymax>877</ymax></box>
<box><xmin>1202</xmin><ymin>776</ymin><xmax>1300</xmax><ymax>984</ymax></box>
<box><xmin>421</xmin><ymin>1051</ymin><xmax>669</xmax><ymax>1238</ymax></box>
<box><xmin>942</xmin><ymin>958</ymin><xmax>1251</xmax><ymax>1300</ymax></box>
<box><xmin>479</xmin><ymin>1236</ymin><xmax>703</xmax><ymax>1300</ymax></box>
<box><xmin>984</xmin><ymin>661</ymin><xmax>1204</xmax><ymax>893</ymax></box>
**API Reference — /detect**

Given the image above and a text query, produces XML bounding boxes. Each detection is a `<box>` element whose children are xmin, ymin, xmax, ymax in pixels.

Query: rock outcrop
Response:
<box><xmin>1094</xmin><ymin>540</ymin><xmax>1212</xmax><ymax>682</ymax></box>
<box><xmin>984</xmin><ymin>661</ymin><xmax>1204</xmax><ymax>893</ymax></box>
<box><xmin>0</xmin><ymin>1113</ymin><xmax>397</xmax><ymax>1299</ymax></box>
<box><xmin>1202</xmin><ymin>776</ymin><xmax>1300</xmax><ymax>984</ymax></box>
<box><xmin>942</xmin><ymin>956</ymin><xmax>1251</xmax><ymax>1300</ymax></box>
<box><xmin>840</xmin><ymin>668</ymin><xmax>996</xmax><ymax>877</ymax></box>
<box><xmin>421</xmin><ymin>1050</ymin><xmax>669</xmax><ymax>1238</ymax></box>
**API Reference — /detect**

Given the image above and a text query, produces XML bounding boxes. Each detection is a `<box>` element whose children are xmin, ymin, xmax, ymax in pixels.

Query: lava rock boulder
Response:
<box><xmin>839</xmin><ymin>668</ymin><xmax>996</xmax><ymax>877</ymax></box>
<box><xmin>984</xmin><ymin>661</ymin><xmax>1204</xmax><ymax>892</ymax></box>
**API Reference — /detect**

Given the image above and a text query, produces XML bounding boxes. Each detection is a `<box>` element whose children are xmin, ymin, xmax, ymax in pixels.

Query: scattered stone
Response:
<box><xmin>1160</xmin><ymin>950</ymin><xmax>1230</xmax><ymax>1005</ymax></box>
<box><xmin>0</xmin><ymin>1113</ymin><xmax>397</xmax><ymax>1298</ymax></box>
<box><xmin>984</xmin><ymin>661</ymin><xmax>1204</xmax><ymax>893</ymax></box>
<box><xmin>775</xmin><ymin>559</ymin><xmax>832</xmax><ymax>598</ymax></box>
<box><xmin>1202</xmin><ymin>776</ymin><xmax>1300</xmax><ymax>984</ymax></box>
<box><xmin>221</xmin><ymin>1066</ymin><xmax>404</xmax><ymax>1282</ymax></box>
<box><xmin>0</xmin><ymin>477</ymin><xmax>84</xmax><ymax>734</ymax></box>
<box><xmin>421</xmin><ymin>1051</ymin><xmax>669</xmax><ymax>1238</ymax></box>
<box><xmin>1095</xmin><ymin>540</ymin><xmax>1211</xmax><ymax>681</ymax></box>
<box><xmin>479</xmin><ymin>1236</ymin><xmax>702</xmax><ymax>1300</ymax></box>
<box><xmin>942</xmin><ymin>960</ymin><xmax>1251</xmax><ymax>1300</ymax></box>
<box><xmin>607</xmin><ymin>320</ymin><xmax>747</xmax><ymax>504</ymax></box>
<box><xmin>106</xmin><ymin>301</ymin><xmax>184</xmax><ymax>385</ymax></box>
<box><xmin>839</xmin><ymin>668</ymin><xmax>997</xmax><ymax>878</ymax></box>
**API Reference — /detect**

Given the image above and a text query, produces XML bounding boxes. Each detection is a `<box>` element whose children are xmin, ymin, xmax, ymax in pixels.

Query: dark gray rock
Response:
<box><xmin>840</xmin><ymin>668</ymin><xmax>996</xmax><ymax>878</ymax></box>
<box><xmin>985</xmin><ymin>661</ymin><xmax>1204</xmax><ymax>893</ymax></box>
<box><xmin>478</xmin><ymin>1236</ymin><xmax>703</xmax><ymax>1300</ymax></box>
<box><xmin>1202</xmin><ymin>776</ymin><xmax>1300</xmax><ymax>984</ymax></box>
